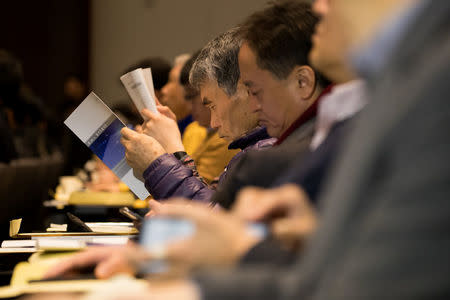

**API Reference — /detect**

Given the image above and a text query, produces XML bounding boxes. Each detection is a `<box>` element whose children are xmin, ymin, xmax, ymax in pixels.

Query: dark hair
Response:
<box><xmin>241</xmin><ymin>0</ymin><xmax>329</xmax><ymax>87</ymax></box>
<box><xmin>190</xmin><ymin>27</ymin><xmax>243</xmax><ymax>97</ymax></box>
<box><xmin>0</xmin><ymin>49</ymin><xmax>23</xmax><ymax>106</ymax></box>
<box><xmin>123</xmin><ymin>57</ymin><xmax>172</xmax><ymax>90</ymax></box>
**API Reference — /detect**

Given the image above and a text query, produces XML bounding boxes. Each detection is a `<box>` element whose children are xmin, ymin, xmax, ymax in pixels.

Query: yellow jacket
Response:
<box><xmin>190</xmin><ymin>129</ymin><xmax>239</xmax><ymax>183</ymax></box>
<box><xmin>182</xmin><ymin>121</ymin><xmax>207</xmax><ymax>156</ymax></box>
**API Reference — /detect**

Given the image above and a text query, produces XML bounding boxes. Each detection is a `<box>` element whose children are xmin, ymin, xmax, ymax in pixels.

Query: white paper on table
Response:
<box><xmin>89</xmin><ymin>236</ymin><xmax>130</xmax><ymax>246</ymax></box>
<box><xmin>31</xmin><ymin>235</ymin><xmax>131</xmax><ymax>245</ymax></box>
<box><xmin>37</xmin><ymin>239</ymin><xmax>86</xmax><ymax>251</ymax></box>
<box><xmin>1</xmin><ymin>240</ymin><xmax>37</xmax><ymax>248</ymax></box>
<box><xmin>0</xmin><ymin>248</ymin><xmax>37</xmax><ymax>253</ymax></box>
<box><xmin>120</xmin><ymin>68</ymin><xmax>158</xmax><ymax>116</ymax></box>
<box><xmin>64</xmin><ymin>92</ymin><xmax>150</xmax><ymax>200</ymax></box>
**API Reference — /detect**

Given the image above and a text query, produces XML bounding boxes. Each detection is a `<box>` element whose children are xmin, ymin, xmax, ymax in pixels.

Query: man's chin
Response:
<box><xmin>265</xmin><ymin>127</ymin><xmax>279</xmax><ymax>138</ymax></box>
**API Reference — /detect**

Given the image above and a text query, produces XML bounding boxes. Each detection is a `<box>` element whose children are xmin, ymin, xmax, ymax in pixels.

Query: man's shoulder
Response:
<box><xmin>243</xmin><ymin>137</ymin><xmax>276</xmax><ymax>153</ymax></box>
<box><xmin>283</xmin><ymin>117</ymin><xmax>316</xmax><ymax>145</ymax></box>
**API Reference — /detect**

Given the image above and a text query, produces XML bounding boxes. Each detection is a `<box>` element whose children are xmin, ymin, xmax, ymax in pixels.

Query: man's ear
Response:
<box><xmin>292</xmin><ymin>65</ymin><xmax>316</xmax><ymax>100</ymax></box>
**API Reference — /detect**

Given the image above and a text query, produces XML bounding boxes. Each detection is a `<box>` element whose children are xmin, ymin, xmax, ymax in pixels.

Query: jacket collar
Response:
<box><xmin>274</xmin><ymin>85</ymin><xmax>333</xmax><ymax>146</ymax></box>
<box><xmin>228</xmin><ymin>127</ymin><xmax>270</xmax><ymax>150</ymax></box>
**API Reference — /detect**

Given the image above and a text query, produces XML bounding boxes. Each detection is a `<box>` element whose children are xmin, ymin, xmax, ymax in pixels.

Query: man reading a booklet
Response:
<box><xmin>121</xmin><ymin>53</ymin><xmax>239</xmax><ymax>185</ymax></box>
<box><xmin>120</xmin><ymin>28</ymin><xmax>275</xmax><ymax>203</ymax></box>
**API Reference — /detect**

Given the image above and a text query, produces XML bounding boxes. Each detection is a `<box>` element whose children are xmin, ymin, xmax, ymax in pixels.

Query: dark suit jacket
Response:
<box><xmin>272</xmin><ymin>118</ymin><xmax>352</xmax><ymax>203</ymax></box>
<box><xmin>194</xmin><ymin>1</ymin><xmax>450</xmax><ymax>299</ymax></box>
<box><xmin>212</xmin><ymin>118</ymin><xmax>316</xmax><ymax>209</ymax></box>
<box><xmin>238</xmin><ymin>118</ymin><xmax>354</xmax><ymax>267</ymax></box>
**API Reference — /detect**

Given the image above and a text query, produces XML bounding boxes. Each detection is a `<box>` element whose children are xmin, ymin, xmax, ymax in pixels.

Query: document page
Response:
<box><xmin>64</xmin><ymin>92</ymin><xmax>150</xmax><ymax>200</ymax></box>
<box><xmin>120</xmin><ymin>68</ymin><xmax>158</xmax><ymax>116</ymax></box>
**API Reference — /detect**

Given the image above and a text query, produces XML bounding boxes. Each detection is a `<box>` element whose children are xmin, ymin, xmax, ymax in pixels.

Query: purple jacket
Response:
<box><xmin>143</xmin><ymin>127</ymin><xmax>275</xmax><ymax>204</ymax></box>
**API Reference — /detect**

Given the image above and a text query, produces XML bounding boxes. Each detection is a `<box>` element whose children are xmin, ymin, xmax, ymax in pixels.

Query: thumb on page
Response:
<box><xmin>157</xmin><ymin>105</ymin><xmax>177</xmax><ymax>121</ymax></box>
<box><xmin>141</xmin><ymin>109</ymin><xmax>157</xmax><ymax>121</ymax></box>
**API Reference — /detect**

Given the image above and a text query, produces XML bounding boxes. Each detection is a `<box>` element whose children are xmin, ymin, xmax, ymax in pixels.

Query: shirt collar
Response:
<box><xmin>310</xmin><ymin>80</ymin><xmax>367</xmax><ymax>150</ymax></box>
<box><xmin>274</xmin><ymin>85</ymin><xmax>333</xmax><ymax>146</ymax></box>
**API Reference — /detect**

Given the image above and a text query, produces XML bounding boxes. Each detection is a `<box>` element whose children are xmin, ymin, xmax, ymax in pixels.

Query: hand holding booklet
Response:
<box><xmin>64</xmin><ymin>68</ymin><xmax>160</xmax><ymax>200</ymax></box>
<box><xmin>64</xmin><ymin>92</ymin><xmax>150</xmax><ymax>200</ymax></box>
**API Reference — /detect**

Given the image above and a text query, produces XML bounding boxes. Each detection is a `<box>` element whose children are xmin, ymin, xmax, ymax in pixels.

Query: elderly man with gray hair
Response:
<box><xmin>121</xmin><ymin>27</ymin><xmax>275</xmax><ymax>204</ymax></box>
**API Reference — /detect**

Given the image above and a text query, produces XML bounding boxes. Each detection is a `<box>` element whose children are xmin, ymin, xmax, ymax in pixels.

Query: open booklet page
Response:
<box><xmin>64</xmin><ymin>92</ymin><xmax>150</xmax><ymax>200</ymax></box>
<box><xmin>142</xmin><ymin>68</ymin><xmax>157</xmax><ymax>100</ymax></box>
<box><xmin>120</xmin><ymin>67</ymin><xmax>158</xmax><ymax>116</ymax></box>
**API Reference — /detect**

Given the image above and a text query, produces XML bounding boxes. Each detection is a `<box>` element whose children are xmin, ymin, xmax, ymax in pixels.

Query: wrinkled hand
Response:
<box><xmin>233</xmin><ymin>184</ymin><xmax>317</xmax><ymax>251</ymax></box>
<box><xmin>120</xmin><ymin>127</ymin><xmax>166</xmax><ymax>178</ymax></box>
<box><xmin>140</xmin><ymin>108</ymin><xmax>184</xmax><ymax>153</ymax></box>
<box><xmin>148</xmin><ymin>199</ymin><xmax>261</xmax><ymax>271</ymax></box>
<box><xmin>43</xmin><ymin>244</ymin><xmax>150</xmax><ymax>280</ymax></box>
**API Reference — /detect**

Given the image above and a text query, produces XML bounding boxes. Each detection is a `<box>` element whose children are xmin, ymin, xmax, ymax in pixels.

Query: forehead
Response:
<box><xmin>238</xmin><ymin>42</ymin><xmax>259</xmax><ymax>77</ymax></box>
<box><xmin>239</xmin><ymin>42</ymin><xmax>280</xmax><ymax>87</ymax></box>
<box><xmin>199</xmin><ymin>79</ymin><xmax>220</xmax><ymax>103</ymax></box>
<box><xmin>199</xmin><ymin>79</ymin><xmax>230</xmax><ymax>105</ymax></box>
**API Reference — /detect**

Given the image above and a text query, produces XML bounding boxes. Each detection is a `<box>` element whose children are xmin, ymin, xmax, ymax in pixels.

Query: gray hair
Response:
<box><xmin>189</xmin><ymin>27</ymin><xmax>242</xmax><ymax>97</ymax></box>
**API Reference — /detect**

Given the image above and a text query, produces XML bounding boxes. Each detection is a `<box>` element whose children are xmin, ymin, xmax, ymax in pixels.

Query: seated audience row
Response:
<box><xmin>12</xmin><ymin>0</ymin><xmax>450</xmax><ymax>299</ymax></box>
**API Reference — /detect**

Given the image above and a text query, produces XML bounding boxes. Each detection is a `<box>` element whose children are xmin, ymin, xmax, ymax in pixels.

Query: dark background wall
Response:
<box><xmin>90</xmin><ymin>0</ymin><xmax>268</xmax><ymax>106</ymax></box>
<box><xmin>0</xmin><ymin>0</ymin><xmax>89</xmax><ymax>108</ymax></box>
<box><xmin>0</xmin><ymin>0</ymin><xmax>271</xmax><ymax>108</ymax></box>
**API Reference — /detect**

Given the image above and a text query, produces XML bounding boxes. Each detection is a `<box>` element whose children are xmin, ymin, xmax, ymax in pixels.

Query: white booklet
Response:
<box><xmin>120</xmin><ymin>67</ymin><xmax>158</xmax><ymax>117</ymax></box>
<box><xmin>64</xmin><ymin>92</ymin><xmax>150</xmax><ymax>200</ymax></box>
